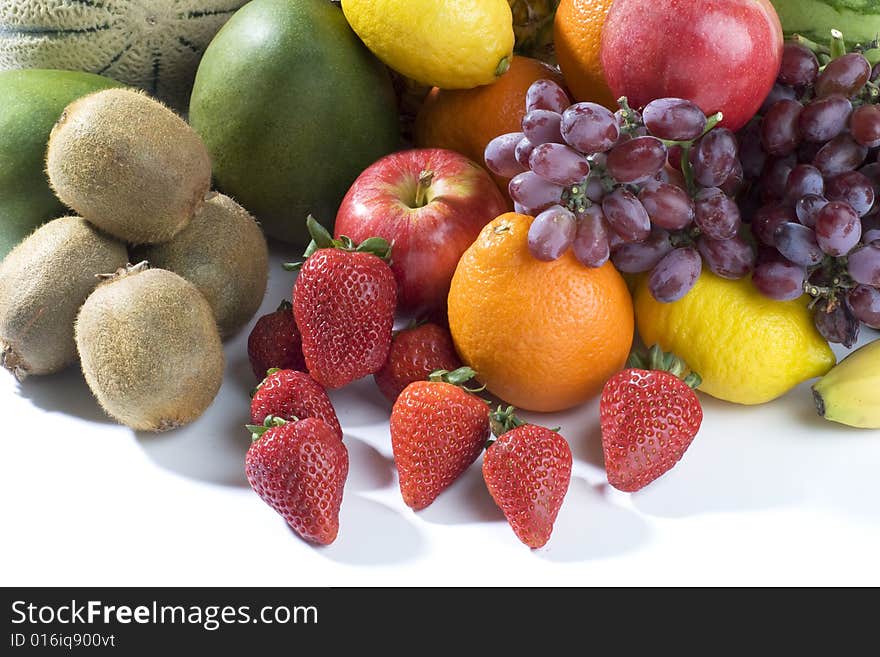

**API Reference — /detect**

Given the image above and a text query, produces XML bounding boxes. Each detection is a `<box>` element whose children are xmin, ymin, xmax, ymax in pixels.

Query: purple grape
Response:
<box><xmin>528</xmin><ymin>143</ymin><xmax>591</xmax><ymax>186</ymax></box>
<box><xmin>796</xmin><ymin>194</ymin><xmax>828</xmax><ymax>228</ymax></box>
<box><xmin>815</xmin><ymin>201</ymin><xmax>862</xmax><ymax>256</ymax></box>
<box><xmin>560</xmin><ymin>102</ymin><xmax>619</xmax><ymax>154</ymax></box>
<box><xmin>847</xmin><ymin>241</ymin><xmax>880</xmax><ymax>286</ymax></box>
<box><xmin>642</xmin><ymin>98</ymin><xmax>707</xmax><ymax>141</ymax></box>
<box><xmin>761</xmin><ymin>99</ymin><xmax>803</xmax><ymax>156</ymax></box>
<box><xmin>605</xmin><ymin>220</ymin><xmax>626</xmax><ymax>250</ymax></box>
<box><xmin>738</xmin><ymin>120</ymin><xmax>767</xmax><ymax>179</ymax></box>
<box><xmin>785</xmin><ymin>164</ymin><xmax>825</xmax><ymax>201</ymax></box>
<box><xmin>719</xmin><ymin>159</ymin><xmax>744</xmax><ymax>197</ymax></box>
<box><xmin>850</xmin><ymin>104</ymin><xmax>880</xmax><ymax>148</ymax></box>
<box><xmin>528</xmin><ymin>205</ymin><xmax>577</xmax><ymax>261</ymax></box>
<box><xmin>585</xmin><ymin>177</ymin><xmax>606</xmax><ymax>203</ymax></box>
<box><xmin>814</xmin><ymin>303</ymin><xmax>860</xmax><ymax>347</ymax></box>
<box><xmin>611</xmin><ymin>228</ymin><xmax>672</xmax><ymax>273</ymax></box>
<box><xmin>848</xmin><ymin>285</ymin><xmax>880</xmax><ymax>328</ymax></box>
<box><xmin>813</xmin><ymin>134</ymin><xmax>869</xmax><ymax>177</ymax></box>
<box><xmin>602</xmin><ymin>188</ymin><xmax>651</xmax><ymax>242</ymax></box>
<box><xmin>778</xmin><ymin>43</ymin><xmax>819</xmax><ymax>87</ymax></box>
<box><xmin>752</xmin><ymin>259</ymin><xmax>806</xmax><ymax>301</ymax></box>
<box><xmin>522</xmin><ymin>109</ymin><xmax>564</xmax><ymax>145</ymax></box>
<box><xmin>753</xmin><ymin>203</ymin><xmax>797</xmax><ymax>246</ymax></box>
<box><xmin>774</xmin><ymin>222</ymin><xmax>824</xmax><ymax>267</ymax></box>
<box><xmin>638</xmin><ymin>182</ymin><xmax>694</xmax><ymax>230</ymax></box>
<box><xmin>508</xmin><ymin>171</ymin><xmax>565</xmax><ymax>214</ymax></box>
<box><xmin>697</xmin><ymin>235</ymin><xmax>755</xmax><ymax>279</ymax></box>
<box><xmin>760</xmin><ymin>84</ymin><xmax>798</xmax><ymax>114</ymax></box>
<box><xmin>825</xmin><ymin>171</ymin><xmax>876</xmax><ymax>217</ymax></box>
<box><xmin>691</xmin><ymin>128</ymin><xmax>738</xmax><ymax>187</ymax></box>
<box><xmin>798</xmin><ymin>94</ymin><xmax>851</xmax><ymax>143</ymax></box>
<box><xmin>815</xmin><ymin>53</ymin><xmax>871</xmax><ymax>98</ymax></box>
<box><xmin>572</xmin><ymin>205</ymin><xmax>610</xmax><ymax>267</ymax></box>
<box><xmin>798</xmin><ymin>139</ymin><xmax>825</xmax><ymax>164</ymax></box>
<box><xmin>648</xmin><ymin>247</ymin><xmax>702</xmax><ymax>302</ymax></box>
<box><xmin>863</xmin><ymin>214</ymin><xmax>880</xmax><ymax>243</ymax></box>
<box><xmin>515</xmin><ymin>137</ymin><xmax>537</xmax><ymax>169</ymax></box>
<box><xmin>694</xmin><ymin>187</ymin><xmax>741</xmax><ymax>240</ymax></box>
<box><xmin>526</xmin><ymin>79</ymin><xmax>571</xmax><ymax>114</ymax></box>
<box><xmin>485</xmin><ymin>132</ymin><xmax>526</xmax><ymax>178</ymax></box>
<box><xmin>606</xmin><ymin>136</ymin><xmax>667</xmax><ymax>183</ymax></box>
<box><xmin>859</xmin><ymin>162</ymin><xmax>880</xmax><ymax>196</ymax></box>
<box><xmin>760</xmin><ymin>154</ymin><xmax>797</xmax><ymax>201</ymax></box>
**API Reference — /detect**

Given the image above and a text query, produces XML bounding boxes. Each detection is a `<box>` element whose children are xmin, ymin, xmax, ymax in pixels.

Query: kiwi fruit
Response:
<box><xmin>0</xmin><ymin>216</ymin><xmax>128</xmax><ymax>380</ymax></box>
<box><xmin>46</xmin><ymin>88</ymin><xmax>212</xmax><ymax>245</ymax></box>
<box><xmin>75</xmin><ymin>263</ymin><xmax>224</xmax><ymax>431</ymax></box>
<box><xmin>132</xmin><ymin>193</ymin><xmax>269</xmax><ymax>337</ymax></box>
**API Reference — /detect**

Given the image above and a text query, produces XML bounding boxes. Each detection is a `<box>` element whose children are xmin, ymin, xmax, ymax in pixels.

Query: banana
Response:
<box><xmin>812</xmin><ymin>339</ymin><xmax>880</xmax><ymax>428</ymax></box>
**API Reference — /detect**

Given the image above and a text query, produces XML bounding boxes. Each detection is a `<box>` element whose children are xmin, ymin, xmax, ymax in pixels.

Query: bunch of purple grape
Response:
<box><xmin>740</xmin><ymin>37</ymin><xmax>880</xmax><ymax>345</ymax></box>
<box><xmin>484</xmin><ymin>79</ymin><xmax>747</xmax><ymax>303</ymax></box>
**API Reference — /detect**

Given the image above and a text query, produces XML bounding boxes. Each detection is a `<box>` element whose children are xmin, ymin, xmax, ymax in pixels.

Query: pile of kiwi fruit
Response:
<box><xmin>0</xmin><ymin>88</ymin><xmax>269</xmax><ymax>431</ymax></box>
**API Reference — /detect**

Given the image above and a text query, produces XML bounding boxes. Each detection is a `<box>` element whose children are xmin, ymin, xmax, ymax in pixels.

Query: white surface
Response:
<box><xmin>2</xmin><ymin>247</ymin><xmax>880</xmax><ymax>587</ymax></box>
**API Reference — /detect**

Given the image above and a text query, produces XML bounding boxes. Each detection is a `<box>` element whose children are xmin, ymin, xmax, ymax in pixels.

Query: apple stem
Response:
<box><xmin>414</xmin><ymin>170</ymin><xmax>434</xmax><ymax>208</ymax></box>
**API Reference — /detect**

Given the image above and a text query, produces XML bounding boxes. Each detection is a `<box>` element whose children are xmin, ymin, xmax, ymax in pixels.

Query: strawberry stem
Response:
<box><xmin>283</xmin><ymin>215</ymin><xmax>392</xmax><ymax>271</ymax></box>
<box><xmin>428</xmin><ymin>367</ymin><xmax>486</xmax><ymax>392</ymax></box>
<box><xmin>245</xmin><ymin>414</ymin><xmax>292</xmax><ymax>442</ymax></box>
<box><xmin>628</xmin><ymin>344</ymin><xmax>702</xmax><ymax>390</ymax></box>
<box><xmin>489</xmin><ymin>405</ymin><xmax>527</xmax><ymax>438</ymax></box>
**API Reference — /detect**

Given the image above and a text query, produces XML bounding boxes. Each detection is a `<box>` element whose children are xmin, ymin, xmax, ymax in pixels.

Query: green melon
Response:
<box><xmin>188</xmin><ymin>0</ymin><xmax>400</xmax><ymax>244</ymax></box>
<box><xmin>0</xmin><ymin>68</ymin><xmax>121</xmax><ymax>259</ymax></box>
<box><xmin>771</xmin><ymin>0</ymin><xmax>880</xmax><ymax>45</ymax></box>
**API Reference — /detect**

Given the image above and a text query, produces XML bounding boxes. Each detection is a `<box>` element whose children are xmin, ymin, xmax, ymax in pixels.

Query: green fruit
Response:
<box><xmin>189</xmin><ymin>0</ymin><xmax>400</xmax><ymax>244</ymax></box>
<box><xmin>75</xmin><ymin>264</ymin><xmax>225</xmax><ymax>432</ymax></box>
<box><xmin>770</xmin><ymin>0</ymin><xmax>880</xmax><ymax>45</ymax></box>
<box><xmin>812</xmin><ymin>339</ymin><xmax>880</xmax><ymax>428</ymax></box>
<box><xmin>0</xmin><ymin>69</ymin><xmax>121</xmax><ymax>258</ymax></box>
<box><xmin>0</xmin><ymin>216</ymin><xmax>128</xmax><ymax>380</ymax></box>
<box><xmin>132</xmin><ymin>193</ymin><xmax>269</xmax><ymax>338</ymax></box>
<box><xmin>47</xmin><ymin>88</ymin><xmax>212</xmax><ymax>245</ymax></box>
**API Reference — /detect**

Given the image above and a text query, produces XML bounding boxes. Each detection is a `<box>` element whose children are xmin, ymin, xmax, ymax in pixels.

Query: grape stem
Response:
<box><xmin>830</xmin><ymin>29</ymin><xmax>847</xmax><ymax>60</ymax></box>
<box><xmin>679</xmin><ymin>142</ymin><xmax>697</xmax><ymax>197</ymax></box>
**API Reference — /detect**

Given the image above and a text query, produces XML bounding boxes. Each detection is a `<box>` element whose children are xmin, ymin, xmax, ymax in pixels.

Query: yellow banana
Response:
<box><xmin>812</xmin><ymin>339</ymin><xmax>880</xmax><ymax>428</ymax></box>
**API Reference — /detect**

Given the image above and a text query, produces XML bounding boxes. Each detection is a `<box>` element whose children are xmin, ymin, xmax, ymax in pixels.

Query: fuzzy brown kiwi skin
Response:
<box><xmin>75</xmin><ymin>265</ymin><xmax>224</xmax><ymax>432</ymax></box>
<box><xmin>46</xmin><ymin>88</ymin><xmax>212</xmax><ymax>245</ymax></box>
<box><xmin>0</xmin><ymin>216</ymin><xmax>128</xmax><ymax>381</ymax></box>
<box><xmin>132</xmin><ymin>193</ymin><xmax>269</xmax><ymax>338</ymax></box>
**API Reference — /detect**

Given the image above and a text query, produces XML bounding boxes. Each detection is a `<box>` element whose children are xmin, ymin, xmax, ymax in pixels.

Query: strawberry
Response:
<box><xmin>483</xmin><ymin>407</ymin><xmax>573</xmax><ymax>549</ymax></box>
<box><xmin>245</xmin><ymin>417</ymin><xmax>348</xmax><ymax>545</ymax></box>
<box><xmin>391</xmin><ymin>368</ymin><xmax>490</xmax><ymax>510</ymax></box>
<box><xmin>600</xmin><ymin>345</ymin><xmax>703</xmax><ymax>492</ymax></box>
<box><xmin>247</xmin><ymin>300</ymin><xmax>306</xmax><ymax>380</ymax></box>
<box><xmin>374</xmin><ymin>322</ymin><xmax>462</xmax><ymax>403</ymax></box>
<box><xmin>250</xmin><ymin>369</ymin><xmax>342</xmax><ymax>441</ymax></box>
<box><xmin>290</xmin><ymin>217</ymin><xmax>396</xmax><ymax>389</ymax></box>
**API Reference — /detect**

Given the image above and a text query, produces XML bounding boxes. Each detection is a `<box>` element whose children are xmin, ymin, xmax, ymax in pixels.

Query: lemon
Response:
<box><xmin>341</xmin><ymin>0</ymin><xmax>515</xmax><ymax>89</ymax></box>
<box><xmin>635</xmin><ymin>272</ymin><xmax>836</xmax><ymax>405</ymax></box>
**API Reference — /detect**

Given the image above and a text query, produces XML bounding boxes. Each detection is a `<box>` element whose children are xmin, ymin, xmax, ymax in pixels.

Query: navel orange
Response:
<box><xmin>554</xmin><ymin>0</ymin><xmax>616</xmax><ymax>108</ymax></box>
<box><xmin>448</xmin><ymin>212</ymin><xmax>634</xmax><ymax>412</ymax></box>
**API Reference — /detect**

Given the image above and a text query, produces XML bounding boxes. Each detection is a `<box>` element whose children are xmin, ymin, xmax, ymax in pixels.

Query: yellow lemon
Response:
<box><xmin>341</xmin><ymin>0</ymin><xmax>515</xmax><ymax>89</ymax></box>
<box><xmin>635</xmin><ymin>272</ymin><xmax>835</xmax><ymax>405</ymax></box>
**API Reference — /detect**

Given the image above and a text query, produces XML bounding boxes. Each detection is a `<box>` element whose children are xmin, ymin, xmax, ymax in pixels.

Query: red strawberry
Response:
<box><xmin>247</xmin><ymin>300</ymin><xmax>306</xmax><ymax>379</ymax></box>
<box><xmin>245</xmin><ymin>417</ymin><xmax>348</xmax><ymax>545</ymax></box>
<box><xmin>483</xmin><ymin>409</ymin><xmax>572</xmax><ymax>549</ymax></box>
<box><xmin>600</xmin><ymin>345</ymin><xmax>703</xmax><ymax>492</ymax></box>
<box><xmin>250</xmin><ymin>369</ymin><xmax>342</xmax><ymax>441</ymax></box>
<box><xmin>291</xmin><ymin>217</ymin><xmax>396</xmax><ymax>389</ymax></box>
<box><xmin>391</xmin><ymin>368</ymin><xmax>490</xmax><ymax>510</ymax></box>
<box><xmin>374</xmin><ymin>322</ymin><xmax>462</xmax><ymax>403</ymax></box>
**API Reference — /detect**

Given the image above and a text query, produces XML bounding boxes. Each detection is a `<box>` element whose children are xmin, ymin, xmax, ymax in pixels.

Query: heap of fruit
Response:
<box><xmin>3</xmin><ymin>0</ymin><xmax>880</xmax><ymax>553</ymax></box>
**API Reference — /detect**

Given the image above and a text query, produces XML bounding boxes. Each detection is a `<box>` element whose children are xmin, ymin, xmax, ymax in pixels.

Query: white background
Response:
<box><xmin>2</xmin><ymin>248</ymin><xmax>880</xmax><ymax>587</ymax></box>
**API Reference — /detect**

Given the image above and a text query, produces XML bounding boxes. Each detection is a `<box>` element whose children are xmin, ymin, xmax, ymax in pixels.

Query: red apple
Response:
<box><xmin>600</xmin><ymin>0</ymin><xmax>783</xmax><ymax>132</ymax></box>
<box><xmin>335</xmin><ymin>149</ymin><xmax>507</xmax><ymax>313</ymax></box>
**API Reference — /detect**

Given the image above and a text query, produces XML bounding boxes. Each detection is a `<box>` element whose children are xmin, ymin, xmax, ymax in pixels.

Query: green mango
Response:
<box><xmin>0</xmin><ymin>69</ymin><xmax>121</xmax><ymax>258</ymax></box>
<box><xmin>189</xmin><ymin>0</ymin><xmax>400</xmax><ymax>245</ymax></box>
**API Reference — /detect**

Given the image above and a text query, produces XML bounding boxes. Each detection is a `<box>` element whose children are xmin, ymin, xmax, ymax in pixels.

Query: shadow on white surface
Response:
<box><xmin>328</xmin><ymin>377</ymin><xmax>390</xmax><ymax>429</ymax></box>
<box><xmin>537</xmin><ymin>478</ymin><xmax>651</xmax><ymax>563</ymax></box>
<box><xmin>418</xmin><ymin>465</ymin><xmax>506</xmax><ymax>525</ymax></box>
<box><xmin>344</xmin><ymin>435</ymin><xmax>395</xmax><ymax>492</ymax></box>
<box><xmin>318</xmin><ymin>495</ymin><xmax>425</xmax><ymax>565</ymax></box>
<box><xmin>16</xmin><ymin>366</ymin><xmax>112</xmax><ymax>425</ymax></box>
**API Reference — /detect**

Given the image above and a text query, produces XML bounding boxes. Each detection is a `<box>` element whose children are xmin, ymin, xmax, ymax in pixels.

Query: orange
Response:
<box><xmin>448</xmin><ymin>213</ymin><xmax>634</xmax><ymax>413</ymax></box>
<box><xmin>414</xmin><ymin>55</ymin><xmax>564</xmax><ymax>196</ymax></box>
<box><xmin>554</xmin><ymin>0</ymin><xmax>616</xmax><ymax>108</ymax></box>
